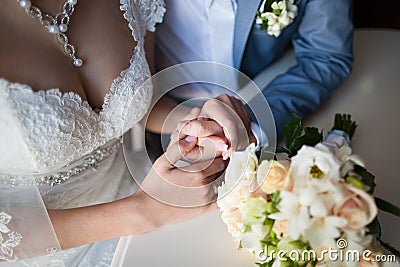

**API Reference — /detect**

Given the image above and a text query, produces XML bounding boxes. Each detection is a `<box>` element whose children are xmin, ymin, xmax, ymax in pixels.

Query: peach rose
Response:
<box><xmin>335</xmin><ymin>184</ymin><xmax>378</xmax><ymax>231</ymax></box>
<box><xmin>221</xmin><ymin>209</ymin><xmax>243</xmax><ymax>241</ymax></box>
<box><xmin>257</xmin><ymin>160</ymin><xmax>293</xmax><ymax>194</ymax></box>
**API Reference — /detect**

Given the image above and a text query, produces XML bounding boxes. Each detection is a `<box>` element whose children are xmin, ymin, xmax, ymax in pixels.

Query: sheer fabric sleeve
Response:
<box><xmin>0</xmin><ymin>180</ymin><xmax>64</xmax><ymax>266</ymax></box>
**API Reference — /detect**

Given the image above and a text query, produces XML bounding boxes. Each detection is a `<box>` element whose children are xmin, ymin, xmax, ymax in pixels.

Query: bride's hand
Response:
<box><xmin>131</xmin><ymin>134</ymin><xmax>228</xmax><ymax>229</ymax></box>
<box><xmin>179</xmin><ymin>94</ymin><xmax>256</xmax><ymax>158</ymax></box>
<box><xmin>171</xmin><ymin>107</ymin><xmax>229</xmax><ymax>163</ymax></box>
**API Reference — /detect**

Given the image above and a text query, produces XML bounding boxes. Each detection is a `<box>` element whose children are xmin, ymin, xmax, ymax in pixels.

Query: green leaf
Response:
<box><xmin>263</xmin><ymin>0</ymin><xmax>277</xmax><ymax>12</ymax></box>
<box><xmin>331</xmin><ymin>114</ymin><xmax>357</xmax><ymax>140</ymax></box>
<box><xmin>256</xmin><ymin>149</ymin><xmax>262</xmax><ymax>160</ymax></box>
<box><xmin>368</xmin><ymin>217</ymin><xmax>381</xmax><ymax>239</ymax></box>
<box><xmin>302</xmin><ymin>127</ymin><xmax>323</xmax><ymax>146</ymax></box>
<box><xmin>260</xmin><ymin>22</ymin><xmax>268</xmax><ymax>31</ymax></box>
<box><xmin>256</xmin><ymin>261</ymin><xmax>274</xmax><ymax>267</ymax></box>
<box><xmin>289</xmin><ymin>127</ymin><xmax>323</xmax><ymax>157</ymax></box>
<box><xmin>271</xmin><ymin>191</ymin><xmax>281</xmax><ymax>206</ymax></box>
<box><xmin>375</xmin><ymin>197</ymin><xmax>400</xmax><ymax>217</ymax></box>
<box><xmin>283</xmin><ymin>113</ymin><xmax>303</xmax><ymax>152</ymax></box>
<box><xmin>378</xmin><ymin>239</ymin><xmax>400</xmax><ymax>258</ymax></box>
<box><xmin>282</xmin><ymin>114</ymin><xmax>323</xmax><ymax>157</ymax></box>
<box><xmin>272</xmin><ymin>9</ymin><xmax>280</xmax><ymax>15</ymax></box>
<box><xmin>353</xmin><ymin>165</ymin><xmax>376</xmax><ymax>194</ymax></box>
<box><xmin>275</xmin><ymin>146</ymin><xmax>290</xmax><ymax>154</ymax></box>
<box><xmin>257</xmin><ymin>146</ymin><xmax>277</xmax><ymax>162</ymax></box>
<box><xmin>296</xmin><ymin>127</ymin><xmax>323</xmax><ymax>147</ymax></box>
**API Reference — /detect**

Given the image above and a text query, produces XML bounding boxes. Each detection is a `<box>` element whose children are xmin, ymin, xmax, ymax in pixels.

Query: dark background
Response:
<box><xmin>354</xmin><ymin>0</ymin><xmax>400</xmax><ymax>29</ymax></box>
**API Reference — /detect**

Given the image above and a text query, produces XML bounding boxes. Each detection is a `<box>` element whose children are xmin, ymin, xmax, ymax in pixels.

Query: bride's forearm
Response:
<box><xmin>48</xmin><ymin>193</ymin><xmax>155</xmax><ymax>250</ymax></box>
<box><xmin>47</xmin><ymin>139</ymin><xmax>222</xmax><ymax>250</ymax></box>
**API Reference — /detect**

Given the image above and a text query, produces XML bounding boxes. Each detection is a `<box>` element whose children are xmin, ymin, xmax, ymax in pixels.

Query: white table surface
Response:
<box><xmin>111</xmin><ymin>29</ymin><xmax>400</xmax><ymax>267</ymax></box>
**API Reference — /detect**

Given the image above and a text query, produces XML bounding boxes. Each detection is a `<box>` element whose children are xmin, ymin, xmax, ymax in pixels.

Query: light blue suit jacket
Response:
<box><xmin>234</xmin><ymin>0</ymin><xmax>354</xmax><ymax>137</ymax></box>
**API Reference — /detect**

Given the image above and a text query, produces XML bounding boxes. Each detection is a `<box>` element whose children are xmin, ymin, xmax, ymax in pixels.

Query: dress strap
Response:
<box><xmin>120</xmin><ymin>0</ymin><xmax>166</xmax><ymax>42</ymax></box>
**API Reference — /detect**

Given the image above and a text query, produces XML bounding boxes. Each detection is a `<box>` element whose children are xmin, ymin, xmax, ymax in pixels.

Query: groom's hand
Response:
<box><xmin>170</xmin><ymin>108</ymin><xmax>228</xmax><ymax>162</ymax></box>
<box><xmin>180</xmin><ymin>94</ymin><xmax>256</xmax><ymax>156</ymax></box>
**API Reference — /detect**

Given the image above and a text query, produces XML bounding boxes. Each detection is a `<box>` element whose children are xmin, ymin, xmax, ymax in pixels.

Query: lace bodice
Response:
<box><xmin>0</xmin><ymin>0</ymin><xmax>165</xmax><ymax>172</ymax></box>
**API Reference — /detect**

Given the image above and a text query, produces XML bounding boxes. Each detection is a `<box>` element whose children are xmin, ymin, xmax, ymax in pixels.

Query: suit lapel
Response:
<box><xmin>233</xmin><ymin>0</ymin><xmax>263</xmax><ymax>68</ymax></box>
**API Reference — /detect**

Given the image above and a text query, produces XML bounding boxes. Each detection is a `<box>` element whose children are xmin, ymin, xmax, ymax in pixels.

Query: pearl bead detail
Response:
<box><xmin>73</xmin><ymin>58</ymin><xmax>83</xmax><ymax>67</ymax></box>
<box><xmin>48</xmin><ymin>25</ymin><xmax>59</xmax><ymax>34</ymax></box>
<box><xmin>19</xmin><ymin>0</ymin><xmax>31</xmax><ymax>8</ymax></box>
<box><xmin>59</xmin><ymin>24</ymin><xmax>68</xmax><ymax>32</ymax></box>
<box><xmin>17</xmin><ymin>0</ymin><xmax>83</xmax><ymax>67</ymax></box>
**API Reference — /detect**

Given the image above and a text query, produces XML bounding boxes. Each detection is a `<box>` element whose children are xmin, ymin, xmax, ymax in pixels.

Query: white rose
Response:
<box><xmin>226</xmin><ymin>144</ymin><xmax>257</xmax><ymax>182</ymax></box>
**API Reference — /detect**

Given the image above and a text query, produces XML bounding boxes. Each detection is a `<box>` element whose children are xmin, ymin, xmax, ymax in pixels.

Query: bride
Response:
<box><xmin>0</xmin><ymin>0</ymin><xmax>257</xmax><ymax>266</ymax></box>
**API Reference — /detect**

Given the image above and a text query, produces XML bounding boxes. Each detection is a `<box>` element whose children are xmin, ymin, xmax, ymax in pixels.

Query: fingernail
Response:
<box><xmin>222</xmin><ymin>150</ymin><xmax>232</xmax><ymax>160</ymax></box>
<box><xmin>215</xmin><ymin>142</ymin><xmax>228</xmax><ymax>152</ymax></box>
<box><xmin>185</xmin><ymin>135</ymin><xmax>196</xmax><ymax>143</ymax></box>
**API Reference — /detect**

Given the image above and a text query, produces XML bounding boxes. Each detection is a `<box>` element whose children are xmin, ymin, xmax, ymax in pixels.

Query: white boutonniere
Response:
<box><xmin>255</xmin><ymin>0</ymin><xmax>298</xmax><ymax>37</ymax></box>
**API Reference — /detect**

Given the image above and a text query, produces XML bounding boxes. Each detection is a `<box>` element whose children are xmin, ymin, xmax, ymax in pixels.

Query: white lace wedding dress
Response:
<box><xmin>0</xmin><ymin>1</ymin><xmax>165</xmax><ymax>266</ymax></box>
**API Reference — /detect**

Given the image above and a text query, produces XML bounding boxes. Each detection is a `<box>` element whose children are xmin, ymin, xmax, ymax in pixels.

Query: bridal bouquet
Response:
<box><xmin>217</xmin><ymin>114</ymin><xmax>400</xmax><ymax>267</ymax></box>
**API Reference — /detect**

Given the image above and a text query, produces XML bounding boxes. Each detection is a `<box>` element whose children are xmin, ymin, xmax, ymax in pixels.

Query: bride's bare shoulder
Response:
<box><xmin>0</xmin><ymin>0</ymin><xmax>138</xmax><ymax>110</ymax></box>
<box><xmin>0</xmin><ymin>0</ymin><xmax>84</xmax><ymax>95</ymax></box>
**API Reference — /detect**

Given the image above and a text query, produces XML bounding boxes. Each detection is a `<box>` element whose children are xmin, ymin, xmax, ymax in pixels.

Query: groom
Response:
<box><xmin>153</xmin><ymin>0</ymin><xmax>353</xmax><ymax>151</ymax></box>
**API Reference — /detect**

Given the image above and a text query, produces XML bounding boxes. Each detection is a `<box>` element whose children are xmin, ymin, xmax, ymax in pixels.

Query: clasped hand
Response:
<box><xmin>132</xmin><ymin>94</ymin><xmax>256</xmax><ymax>229</ymax></box>
<box><xmin>141</xmin><ymin>94</ymin><xmax>255</xmax><ymax>203</ymax></box>
<box><xmin>171</xmin><ymin>94</ymin><xmax>256</xmax><ymax>162</ymax></box>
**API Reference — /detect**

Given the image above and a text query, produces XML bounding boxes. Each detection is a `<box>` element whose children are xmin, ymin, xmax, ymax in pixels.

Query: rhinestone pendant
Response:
<box><xmin>73</xmin><ymin>58</ymin><xmax>83</xmax><ymax>67</ymax></box>
<box><xmin>17</xmin><ymin>0</ymin><xmax>83</xmax><ymax>67</ymax></box>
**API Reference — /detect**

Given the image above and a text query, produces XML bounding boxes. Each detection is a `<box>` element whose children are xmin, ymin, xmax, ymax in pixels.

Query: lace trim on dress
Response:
<box><xmin>143</xmin><ymin>0</ymin><xmax>166</xmax><ymax>32</ymax></box>
<box><xmin>17</xmin><ymin>247</ymin><xmax>64</xmax><ymax>267</ymax></box>
<box><xmin>0</xmin><ymin>212</ymin><xmax>22</xmax><ymax>262</ymax></box>
<box><xmin>3</xmin><ymin>80</ymin><xmax>99</xmax><ymax>170</ymax></box>
<box><xmin>120</xmin><ymin>0</ymin><xmax>141</xmax><ymax>42</ymax></box>
<box><xmin>119</xmin><ymin>0</ymin><xmax>166</xmax><ymax>41</ymax></box>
